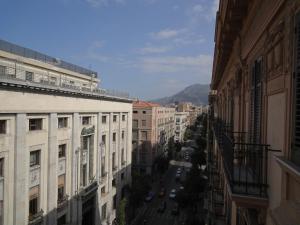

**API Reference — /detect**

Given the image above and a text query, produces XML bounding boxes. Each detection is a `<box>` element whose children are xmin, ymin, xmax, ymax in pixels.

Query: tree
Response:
<box><xmin>117</xmin><ymin>198</ymin><xmax>127</xmax><ymax>225</ymax></box>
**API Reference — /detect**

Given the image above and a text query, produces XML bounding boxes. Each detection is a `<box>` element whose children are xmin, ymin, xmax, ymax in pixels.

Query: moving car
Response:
<box><xmin>169</xmin><ymin>189</ymin><xmax>176</xmax><ymax>199</ymax></box>
<box><xmin>145</xmin><ymin>191</ymin><xmax>155</xmax><ymax>202</ymax></box>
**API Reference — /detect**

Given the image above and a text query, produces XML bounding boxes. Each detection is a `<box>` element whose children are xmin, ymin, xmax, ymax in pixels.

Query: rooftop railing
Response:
<box><xmin>0</xmin><ymin>39</ymin><xmax>97</xmax><ymax>77</ymax></box>
<box><xmin>0</xmin><ymin>64</ymin><xmax>130</xmax><ymax>100</ymax></box>
<box><xmin>213</xmin><ymin>119</ymin><xmax>269</xmax><ymax>198</ymax></box>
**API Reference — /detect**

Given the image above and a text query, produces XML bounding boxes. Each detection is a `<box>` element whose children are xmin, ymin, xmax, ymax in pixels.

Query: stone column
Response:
<box><xmin>14</xmin><ymin>113</ymin><xmax>28</xmax><ymax>225</ymax></box>
<box><xmin>127</xmin><ymin>111</ymin><xmax>132</xmax><ymax>185</ymax></box>
<box><xmin>71</xmin><ymin>113</ymin><xmax>80</xmax><ymax>225</ymax></box>
<box><xmin>47</xmin><ymin>113</ymin><xmax>58</xmax><ymax>225</ymax></box>
<box><xmin>108</xmin><ymin>113</ymin><xmax>113</xmax><ymax>192</ymax></box>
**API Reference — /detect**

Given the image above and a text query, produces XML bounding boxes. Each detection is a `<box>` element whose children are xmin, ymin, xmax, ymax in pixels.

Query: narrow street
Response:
<box><xmin>136</xmin><ymin>152</ymin><xmax>193</xmax><ymax>225</ymax></box>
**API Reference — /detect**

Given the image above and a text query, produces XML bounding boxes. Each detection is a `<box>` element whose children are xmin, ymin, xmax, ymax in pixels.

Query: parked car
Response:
<box><xmin>175</xmin><ymin>173</ymin><xmax>181</xmax><ymax>181</ymax></box>
<box><xmin>169</xmin><ymin>189</ymin><xmax>176</xmax><ymax>199</ymax></box>
<box><xmin>145</xmin><ymin>191</ymin><xmax>155</xmax><ymax>202</ymax></box>
<box><xmin>171</xmin><ymin>204</ymin><xmax>180</xmax><ymax>215</ymax></box>
<box><xmin>157</xmin><ymin>202</ymin><xmax>167</xmax><ymax>213</ymax></box>
<box><xmin>179</xmin><ymin>186</ymin><xmax>184</xmax><ymax>190</ymax></box>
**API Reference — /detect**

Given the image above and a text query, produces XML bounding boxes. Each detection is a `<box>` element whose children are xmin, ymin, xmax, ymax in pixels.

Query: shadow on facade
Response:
<box><xmin>28</xmin><ymin>164</ymin><xmax>132</xmax><ymax>225</ymax></box>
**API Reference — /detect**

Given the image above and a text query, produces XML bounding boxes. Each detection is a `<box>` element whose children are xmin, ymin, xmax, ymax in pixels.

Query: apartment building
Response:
<box><xmin>174</xmin><ymin>112</ymin><xmax>188</xmax><ymax>142</ymax></box>
<box><xmin>132</xmin><ymin>101</ymin><xmax>175</xmax><ymax>174</ymax></box>
<box><xmin>208</xmin><ymin>1</ymin><xmax>300</xmax><ymax>225</ymax></box>
<box><xmin>0</xmin><ymin>39</ymin><xmax>132</xmax><ymax>225</ymax></box>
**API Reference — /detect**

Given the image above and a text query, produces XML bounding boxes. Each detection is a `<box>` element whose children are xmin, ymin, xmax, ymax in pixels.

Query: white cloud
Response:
<box><xmin>85</xmin><ymin>0</ymin><xmax>125</xmax><ymax>7</ymax></box>
<box><xmin>140</xmin><ymin>54</ymin><xmax>212</xmax><ymax>74</ymax></box>
<box><xmin>192</xmin><ymin>4</ymin><xmax>204</xmax><ymax>13</ymax></box>
<box><xmin>151</xmin><ymin>28</ymin><xmax>184</xmax><ymax>40</ymax></box>
<box><xmin>137</xmin><ymin>46</ymin><xmax>171</xmax><ymax>54</ymax></box>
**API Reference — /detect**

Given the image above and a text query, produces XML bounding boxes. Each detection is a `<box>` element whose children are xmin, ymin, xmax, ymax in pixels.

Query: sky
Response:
<box><xmin>0</xmin><ymin>0</ymin><xmax>218</xmax><ymax>100</ymax></box>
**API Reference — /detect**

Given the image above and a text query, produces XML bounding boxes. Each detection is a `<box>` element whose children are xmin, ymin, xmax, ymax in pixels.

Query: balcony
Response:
<box><xmin>100</xmin><ymin>172</ymin><xmax>107</xmax><ymax>184</ymax></box>
<box><xmin>213</xmin><ymin>119</ymin><xmax>270</xmax><ymax>205</ymax></box>
<box><xmin>28</xmin><ymin>209</ymin><xmax>43</xmax><ymax>225</ymax></box>
<box><xmin>57</xmin><ymin>194</ymin><xmax>69</xmax><ymax>212</ymax></box>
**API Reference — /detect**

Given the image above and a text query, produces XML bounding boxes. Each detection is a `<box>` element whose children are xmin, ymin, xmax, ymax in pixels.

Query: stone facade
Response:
<box><xmin>174</xmin><ymin>112</ymin><xmax>188</xmax><ymax>142</ymax></box>
<box><xmin>0</xmin><ymin>40</ymin><xmax>132</xmax><ymax>225</ymax></box>
<box><xmin>132</xmin><ymin>101</ymin><xmax>175</xmax><ymax>174</ymax></box>
<box><xmin>208</xmin><ymin>1</ymin><xmax>300</xmax><ymax>225</ymax></box>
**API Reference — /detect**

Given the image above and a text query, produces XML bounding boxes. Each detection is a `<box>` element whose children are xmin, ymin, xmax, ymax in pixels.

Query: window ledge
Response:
<box><xmin>275</xmin><ymin>156</ymin><xmax>300</xmax><ymax>182</ymax></box>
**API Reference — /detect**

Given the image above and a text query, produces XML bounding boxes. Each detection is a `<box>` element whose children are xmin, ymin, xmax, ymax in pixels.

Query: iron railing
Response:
<box><xmin>213</xmin><ymin>119</ymin><xmax>269</xmax><ymax>197</ymax></box>
<box><xmin>0</xmin><ymin>64</ymin><xmax>130</xmax><ymax>99</ymax></box>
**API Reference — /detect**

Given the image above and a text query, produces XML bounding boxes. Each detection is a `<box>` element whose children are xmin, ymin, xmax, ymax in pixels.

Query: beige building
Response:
<box><xmin>174</xmin><ymin>112</ymin><xmax>188</xmax><ymax>142</ymax></box>
<box><xmin>132</xmin><ymin>101</ymin><xmax>175</xmax><ymax>174</ymax></box>
<box><xmin>0</xmin><ymin>39</ymin><xmax>132</xmax><ymax>225</ymax></box>
<box><xmin>208</xmin><ymin>1</ymin><xmax>300</xmax><ymax>225</ymax></box>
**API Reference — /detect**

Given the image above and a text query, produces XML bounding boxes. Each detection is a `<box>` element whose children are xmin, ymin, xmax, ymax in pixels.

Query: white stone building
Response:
<box><xmin>0</xmin><ymin>39</ymin><xmax>132</xmax><ymax>225</ymax></box>
<box><xmin>174</xmin><ymin>112</ymin><xmax>188</xmax><ymax>142</ymax></box>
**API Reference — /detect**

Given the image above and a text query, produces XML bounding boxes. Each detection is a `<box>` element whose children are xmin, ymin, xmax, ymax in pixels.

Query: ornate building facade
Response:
<box><xmin>0</xmin><ymin>39</ymin><xmax>132</xmax><ymax>225</ymax></box>
<box><xmin>208</xmin><ymin>0</ymin><xmax>300</xmax><ymax>225</ymax></box>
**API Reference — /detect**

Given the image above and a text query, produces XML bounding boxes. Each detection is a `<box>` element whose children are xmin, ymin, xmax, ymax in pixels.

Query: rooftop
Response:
<box><xmin>0</xmin><ymin>39</ymin><xmax>97</xmax><ymax>77</ymax></box>
<box><xmin>133</xmin><ymin>100</ymin><xmax>161</xmax><ymax>108</ymax></box>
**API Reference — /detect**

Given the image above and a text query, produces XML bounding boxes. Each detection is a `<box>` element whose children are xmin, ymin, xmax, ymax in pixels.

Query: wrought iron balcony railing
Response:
<box><xmin>28</xmin><ymin>209</ymin><xmax>43</xmax><ymax>224</ymax></box>
<box><xmin>213</xmin><ymin>119</ymin><xmax>269</xmax><ymax>198</ymax></box>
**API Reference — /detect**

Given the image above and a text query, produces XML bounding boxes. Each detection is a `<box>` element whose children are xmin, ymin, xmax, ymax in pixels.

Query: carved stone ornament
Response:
<box><xmin>81</xmin><ymin>125</ymin><xmax>95</xmax><ymax>136</ymax></box>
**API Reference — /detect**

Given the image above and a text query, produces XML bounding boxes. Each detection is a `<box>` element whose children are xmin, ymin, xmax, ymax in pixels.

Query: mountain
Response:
<box><xmin>151</xmin><ymin>83</ymin><xmax>210</xmax><ymax>106</ymax></box>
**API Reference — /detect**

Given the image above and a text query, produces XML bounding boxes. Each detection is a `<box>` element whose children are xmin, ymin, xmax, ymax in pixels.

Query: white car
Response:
<box><xmin>169</xmin><ymin>189</ymin><xmax>176</xmax><ymax>199</ymax></box>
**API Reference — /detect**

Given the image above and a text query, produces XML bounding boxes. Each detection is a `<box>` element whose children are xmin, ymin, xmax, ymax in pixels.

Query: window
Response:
<box><xmin>102</xmin><ymin>115</ymin><xmax>107</xmax><ymax>124</ymax></box>
<box><xmin>293</xmin><ymin>14</ymin><xmax>300</xmax><ymax>166</ymax></box>
<box><xmin>121</xmin><ymin>173</ymin><xmax>124</xmax><ymax>180</ymax></box>
<box><xmin>81</xmin><ymin>164</ymin><xmax>87</xmax><ymax>187</ymax></box>
<box><xmin>58</xmin><ymin>144</ymin><xmax>66</xmax><ymax>158</ymax></box>
<box><xmin>101</xmin><ymin>203</ymin><xmax>107</xmax><ymax>220</ymax></box>
<box><xmin>58</xmin><ymin>117</ymin><xmax>68</xmax><ymax>128</ymax></box>
<box><xmin>112</xmin><ymin>153</ymin><xmax>116</xmax><ymax>169</ymax></box>
<box><xmin>29</xmin><ymin>119</ymin><xmax>42</xmax><ymax>131</ymax></box>
<box><xmin>82</xmin><ymin>136</ymin><xmax>91</xmax><ymax>150</ymax></box>
<box><xmin>142</xmin><ymin>120</ymin><xmax>146</xmax><ymax>126</ymax></box>
<box><xmin>133</xmin><ymin>120</ymin><xmax>138</xmax><ymax>128</ymax></box>
<box><xmin>113</xmin><ymin>133</ymin><xmax>116</xmax><ymax>142</ymax></box>
<box><xmin>29</xmin><ymin>186</ymin><xmax>39</xmax><ymax>217</ymax></box>
<box><xmin>57</xmin><ymin>175</ymin><xmax>65</xmax><ymax>202</ymax></box>
<box><xmin>133</xmin><ymin>110</ymin><xmax>138</xmax><ymax>114</ymax></box>
<box><xmin>250</xmin><ymin>59</ymin><xmax>263</xmax><ymax>144</ymax></box>
<box><xmin>122</xmin><ymin>115</ymin><xmax>126</xmax><ymax>121</ymax></box>
<box><xmin>25</xmin><ymin>71</ymin><xmax>33</xmax><ymax>81</ymax></box>
<box><xmin>122</xmin><ymin>131</ymin><xmax>125</xmax><ymax>139</ymax></box>
<box><xmin>102</xmin><ymin>135</ymin><xmax>106</xmax><ymax>144</ymax></box>
<box><xmin>82</xmin><ymin>116</ymin><xmax>91</xmax><ymax>125</ymax></box>
<box><xmin>132</xmin><ymin>131</ymin><xmax>138</xmax><ymax>140</ymax></box>
<box><xmin>113</xmin><ymin>195</ymin><xmax>117</xmax><ymax>209</ymax></box>
<box><xmin>57</xmin><ymin>215</ymin><xmax>66</xmax><ymax>225</ymax></box>
<box><xmin>0</xmin><ymin>120</ymin><xmax>6</xmax><ymax>134</ymax></box>
<box><xmin>143</xmin><ymin>111</ymin><xmax>146</xmax><ymax>114</ymax></box>
<box><xmin>101</xmin><ymin>157</ymin><xmax>106</xmax><ymax>176</ymax></box>
<box><xmin>113</xmin><ymin>115</ymin><xmax>117</xmax><ymax>122</ymax></box>
<box><xmin>112</xmin><ymin>179</ymin><xmax>116</xmax><ymax>187</ymax></box>
<box><xmin>121</xmin><ymin>148</ymin><xmax>125</xmax><ymax>163</ymax></box>
<box><xmin>141</xmin><ymin>131</ymin><xmax>147</xmax><ymax>140</ymax></box>
<box><xmin>0</xmin><ymin>158</ymin><xmax>3</xmax><ymax>177</ymax></box>
<box><xmin>30</xmin><ymin>151</ymin><xmax>40</xmax><ymax>167</ymax></box>
<box><xmin>0</xmin><ymin>65</ymin><xmax>6</xmax><ymax>75</ymax></box>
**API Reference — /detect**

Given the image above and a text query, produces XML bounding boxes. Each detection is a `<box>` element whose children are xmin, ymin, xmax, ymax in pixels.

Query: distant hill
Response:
<box><xmin>151</xmin><ymin>83</ymin><xmax>209</xmax><ymax>106</ymax></box>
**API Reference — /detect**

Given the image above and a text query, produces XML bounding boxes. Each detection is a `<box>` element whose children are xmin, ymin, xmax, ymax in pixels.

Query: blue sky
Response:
<box><xmin>0</xmin><ymin>0</ymin><xmax>218</xmax><ymax>99</ymax></box>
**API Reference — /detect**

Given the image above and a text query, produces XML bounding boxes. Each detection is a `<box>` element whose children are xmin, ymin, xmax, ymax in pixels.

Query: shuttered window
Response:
<box><xmin>250</xmin><ymin>58</ymin><xmax>263</xmax><ymax>144</ymax></box>
<box><xmin>292</xmin><ymin>14</ymin><xmax>300</xmax><ymax>166</ymax></box>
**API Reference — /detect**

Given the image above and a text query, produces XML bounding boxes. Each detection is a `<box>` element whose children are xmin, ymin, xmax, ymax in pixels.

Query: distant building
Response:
<box><xmin>208</xmin><ymin>1</ymin><xmax>300</xmax><ymax>225</ymax></box>
<box><xmin>132</xmin><ymin>101</ymin><xmax>175</xmax><ymax>174</ymax></box>
<box><xmin>0</xmin><ymin>39</ymin><xmax>132</xmax><ymax>225</ymax></box>
<box><xmin>174</xmin><ymin>112</ymin><xmax>188</xmax><ymax>142</ymax></box>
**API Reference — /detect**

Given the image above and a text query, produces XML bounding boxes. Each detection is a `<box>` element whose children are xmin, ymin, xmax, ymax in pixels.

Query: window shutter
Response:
<box><xmin>250</xmin><ymin>59</ymin><xmax>262</xmax><ymax>144</ymax></box>
<box><xmin>292</xmin><ymin>14</ymin><xmax>300</xmax><ymax>165</ymax></box>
